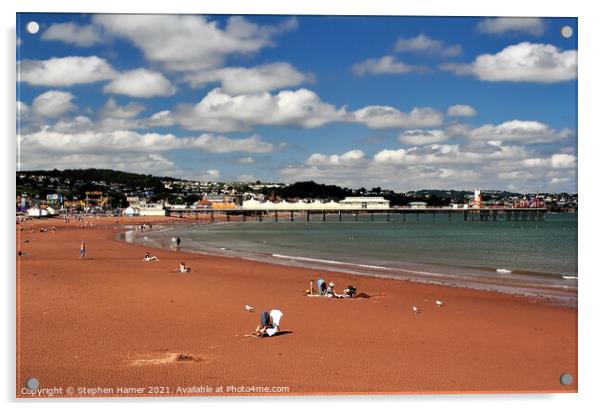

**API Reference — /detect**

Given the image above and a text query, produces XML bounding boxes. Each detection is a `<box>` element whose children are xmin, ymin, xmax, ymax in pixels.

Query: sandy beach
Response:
<box><xmin>16</xmin><ymin>216</ymin><xmax>577</xmax><ymax>397</ymax></box>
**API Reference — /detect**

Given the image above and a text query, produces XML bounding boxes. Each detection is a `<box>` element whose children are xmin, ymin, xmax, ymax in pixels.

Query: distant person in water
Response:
<box><xmin>176</xmin><ymin>237</ymin><xmax>181</xmax><ymax>247</ymax></box>
<box><xmin>79</xmin><ymin>241</ymin><xmax>86</xmax><ymax>260</ymax></box>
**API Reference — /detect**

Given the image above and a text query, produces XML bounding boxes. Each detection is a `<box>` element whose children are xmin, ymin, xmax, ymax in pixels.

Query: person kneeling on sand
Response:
<box><xmin>175</xmin><ymin>261</ymin><xmax>191</xmax><ymax>272</ymax></box>
<box><xmin>252</xmin><ymin>309</ymin><xmax>284</xmax><ymax>338</ymax></box>
<box><xmin>143</xmin><ymin>251</ymin><xmax>160</xmax><ymax>262</ymax></box>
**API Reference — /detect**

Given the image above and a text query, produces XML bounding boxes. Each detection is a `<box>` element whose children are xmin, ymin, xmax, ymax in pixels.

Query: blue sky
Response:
<box><xmin>17</xmin><ymin>14</ymin><xmax>577</xmax><ymax>192</ymax></box>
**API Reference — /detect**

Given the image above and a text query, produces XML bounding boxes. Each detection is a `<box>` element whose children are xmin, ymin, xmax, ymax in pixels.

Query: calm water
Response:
<box><xmin>130</xmin><ymin>212</ymin><xmax>577</xmax><ymax>296</ymax></box>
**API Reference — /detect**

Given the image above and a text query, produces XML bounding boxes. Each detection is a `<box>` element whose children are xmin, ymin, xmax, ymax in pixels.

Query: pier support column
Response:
<box><xmin>339</xmin><ymin>210</ymin><xmax>342</xmax><ymax>222</ymax></box>
<box><xmin>432</xmin><ymin>212</ymin><xmax>435</xmax><ymax>222</ymax></box>
<box><xmin>210</xmin><ymin>211</ymin><xmax>214</xmax><ymax>222</ymax></box>
<box><xmin>355</xmin><ymin>212</ymin><xmax>358</xmax><ymax>222</ymax></box>
<box><xmin>275</xmin><ymin>211</ymin><xmax>278</xmax><ymax>222</ymax></box>
<box><xmin>290</xmin><ymin>211</ymin><xmax>294</xmax><ymax>222</ymax></box>
<box><xmin>403</xmin><ymin>212</ymin><xmax>406</xmax><ymax>222</ymax></box>
<box><xmin>371</xmin><ymin>211</ymin><xmax>374</xmax><ymax>221</ymax></box>
<box><xmin>417</xmin><ymin>211</ymin><xmax>419</xmax><ymax>222</ymax></box>
<box><xmin>306</xmin><ymin>211</ymin><xmax>310</xmax><ymax>222</ymax></box>
<box><xmin>464</xmin><ymin>211</ymin><xmax>468</xmax><ymax>221</ymax></box>
<box><xmin>449</xmin><ymin>210</ymin><xmax>452</xmax><ymax>222</ymax></box>
<box><xmin>242</xmin><ymin>213</ymin><xmax>246</xmax><ymax>222</ymax></box>
<box><xmin>386</xmin><ymin>211</ymin><xmax>390</xmax><ymax>222</ymax></box>
<box><xmin>322</xmin><ymin>211</ymin><xmax>326</xmax><ymax>222</ymax></box>
<box><xmin>258</xmin><ymin>212</ymin><xmax>262</xmax><ymax>222</ymax></box>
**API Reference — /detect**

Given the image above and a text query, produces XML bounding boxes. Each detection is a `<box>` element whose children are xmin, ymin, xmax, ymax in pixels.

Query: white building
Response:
<box><xmin>338</xmin><ymin>197</ymin><xmax>390</xmax><ymax>209</ymax></box>
<box><xmin>408</xmin><ymin>201</ymin><xmax>428</xmax><ymax>209</ymax></box>
<box><xmin>242</xmin><ymin>197</ymin><xmax>390</xmax><ymax>210</ymax></box>
<box><xmin>123</xmin><ymin>206</ymin><xmax>140</xmax><ymax>216</ymax></box>
<box><xmin>138</xmin><ymin>202</ymin><xmax>166</xmax><ymax>216</ymax></box>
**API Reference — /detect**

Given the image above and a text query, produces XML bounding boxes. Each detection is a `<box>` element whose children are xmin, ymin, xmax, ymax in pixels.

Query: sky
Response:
<box><xmin>16</xmin><ymin>14</ymin><xmax>577</xmax><ymax>193</ymax></box>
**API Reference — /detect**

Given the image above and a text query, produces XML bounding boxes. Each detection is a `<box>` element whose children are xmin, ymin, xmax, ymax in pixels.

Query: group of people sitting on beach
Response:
<box><xmin>140</xmin><ymin>250</ymin><xmax>192</xmax><ymax>273</ymax></box>
<box><xmin>309</xmin><ymin>278</ymin><xmax>358</xmax><ymax>298</ymax></box>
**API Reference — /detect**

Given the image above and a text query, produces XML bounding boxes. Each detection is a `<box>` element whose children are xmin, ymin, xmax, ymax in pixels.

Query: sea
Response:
<box><xmin>123</xmin><ymin>212</ymin><xmax>578</xmax><ymax>304</ymax></box>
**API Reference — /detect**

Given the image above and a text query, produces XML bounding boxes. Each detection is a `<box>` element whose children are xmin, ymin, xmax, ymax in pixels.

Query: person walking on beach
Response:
<box><xmin>79</xmin><ymin>241</ymin><xmax>86</xmax><ymax>260</ymax></box>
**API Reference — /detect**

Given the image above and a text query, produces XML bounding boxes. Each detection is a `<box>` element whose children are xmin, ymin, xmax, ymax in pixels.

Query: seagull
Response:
<box><xmin>436</xmin><ymin>300</ymin><xmax>444</xmax><ymax>307</ymax></box>
<box><xmin>413</xmin><ymin>306</ymin><xmax>421</xmax><ymax>314</ymax></box>
<box><xmin>245</xmin><ymin>305</ymin><xmax>254</xmax><ymax>312</ymax></box>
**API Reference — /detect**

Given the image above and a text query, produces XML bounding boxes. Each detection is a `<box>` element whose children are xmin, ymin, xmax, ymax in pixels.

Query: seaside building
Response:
<box><xmin>123</xmin><ymin>206</ymin><xmax>140</xmax><ymax>217</ymax></box>
<box><xmin>242</xmin><ymin>197</ymin><xmax>390</xmax><ymax>210</ymax></box>
<box><xmin>138</xmin><ymin>202</ymin><xmax>166</xmax><ymax>216</ymax></box>
<box><xmin>408</xmin><ymin>201</ymin><xmax>428</xmax><ymax>209</ymax></box>
<box><xmin>339</xmin><ymin>197</ymin><xmax>390</xmax><ymax>209</ymax></box>
<box><xmin>85</xmin><ymin>191</ymin><xmax>109</xmax><ymax>210</ymax></box>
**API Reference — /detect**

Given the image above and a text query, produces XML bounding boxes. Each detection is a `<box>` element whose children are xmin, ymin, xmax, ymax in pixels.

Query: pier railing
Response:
<box><xmin>164</xmin><ymin>206</ymin><xmax>547</xmax><ymax>222</ymax></box>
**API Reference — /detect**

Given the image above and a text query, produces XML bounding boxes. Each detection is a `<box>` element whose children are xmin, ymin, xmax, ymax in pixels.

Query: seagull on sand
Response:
<box><xmin>436</xmin><ymin>300</ymin><xmax>444</xmax><ymax>307</ymax></box>
<box><xmin>245</xmin><ymin>305</ymin><xmax>254</xmax><ymax>312</ymax></box>
<box><xmin>413</xmin><ymin>306</ymin><xmax>421</xmax><ymax>314</ymax></box>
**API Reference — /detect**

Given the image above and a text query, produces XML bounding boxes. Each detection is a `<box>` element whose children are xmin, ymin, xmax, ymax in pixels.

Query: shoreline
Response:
<box><xmin>123</xmin><ymin>221</ymin><xmax>577</xmax><ymax>307</ymax></box>
<box><xmin>16</xmin><ymin>216</ymin><xmax>578</xmax><ymax>395</ymax></box>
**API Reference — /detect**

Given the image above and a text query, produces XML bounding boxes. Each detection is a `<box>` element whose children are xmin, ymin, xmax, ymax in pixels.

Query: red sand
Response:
<box><xmin>16</xmin><ymin>217</ymin><xmax>577</xmax><ymax>397</ymax></box>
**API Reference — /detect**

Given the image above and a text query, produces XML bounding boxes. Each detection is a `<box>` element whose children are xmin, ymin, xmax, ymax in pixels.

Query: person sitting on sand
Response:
<box><xmin>326</xmin><ymin>281</ymin><xmax>336</xmax><ymax>297</ymax></box>
<box><xmin>252</xmin><ymin>309</ymin><xmax>284</xmax><ymax>338</ymax></box>
<box><xmin>143</xmin><ymin>251</ymin><xmax>159</xmax><ymax>262</ymax></box>
<box><xmin>175</xmin><ymin>261</ymin><xmax>191</xmax><ymax>272</ymax></box>
<box><xmin>326</xmin><ymin>282</ymin><xmax>346</xmax><ymax>298</ymax></box>
<box><xmin>343</xmin><ymin>285</ymin><xmax>357</xmax><ymax>298</ymax></box>
<box><xmin>316</xmin><ymin>278</ymin><xmax>327</xmax><ymax>295</ymax></box>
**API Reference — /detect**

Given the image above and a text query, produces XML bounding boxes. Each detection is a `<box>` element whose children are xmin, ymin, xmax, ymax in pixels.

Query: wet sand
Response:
<box><xmin>16</xmin><ymin>216</ymin><xmax>577</xmax><ymax>396</ymax></box>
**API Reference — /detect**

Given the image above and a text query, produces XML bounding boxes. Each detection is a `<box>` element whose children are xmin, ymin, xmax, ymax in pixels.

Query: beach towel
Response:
<box><xmin>266</xmin><ymin>309</ymin><xmax>283</xmax><ymax>337</ymax></box>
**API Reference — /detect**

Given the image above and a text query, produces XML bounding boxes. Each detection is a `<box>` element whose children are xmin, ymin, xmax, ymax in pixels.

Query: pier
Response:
<box><xmin>164</xmin><ymin>207</ymin><xmax>547</xmax><ymax>222</ymax></box>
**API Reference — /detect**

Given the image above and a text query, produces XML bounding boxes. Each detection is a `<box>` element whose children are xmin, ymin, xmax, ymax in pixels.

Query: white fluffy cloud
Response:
<box><xmin>468</xmin><ymin>120</ymin><xmax>573</xmax><ymax>144</ymax></box>
<box><xmin>441</xmin><ymin>42</ymin><xmax>576</xmax><ymax>83</ymax></box>
<box><xmin>353</xmin><ymin>106</ymin><xmax>443</xmax><ymax>129</ymax></box>
<box><xmin>174</xmin><ymin>88</ymin><xmax>348</xmax><ymax>132</ymax></box>
<box><xmin>19</xmin><ymin>56</ymin><xmax>116</xmax><ymax>86</ymax></box>
<box><xmin>100</xmin><ymin>98</ymin><xmax>145</xmax><ymax>119</ymax></box>
<box><xmin>351</xmin><ymin>55</ymin><xmax>427</xmax><ymax>76</ymax></box>
<box><xmin>393</xmin><ymin>34</ymin><xmax>462</xmax><ymax>57</ymax></box>
<box><xmin>522</xmin><ymin>154</ymin><xmax>576</xmax><ymax>169</ymax></box>
<box><xmin>399</xmin><ymin>129</ymin><xmax>448</xmax><ymax>145</ymax></box>
<box><xmin>21</xmin><ymin>126</ymin><xmax>282</xmax><ymax>155</ymax></box>
<box><xmin>31</xmin><ymin>90</ymin><xmax>76</xmax><ymax>117</ymax></box>
<box><xmin>41</xmin><ymin>22</ymin><xmax>102</xmax><ymax>46</ymax></box>
<box><xmin>103</xmin><ymin>69</ymin><xmax>175</xmax><ymax>98</ymax></box>
<box><xmin>307</xmin><ymin>150</ymin><xmax>366</xmax><ymax>166</ymax></box>
<box><xmin>93</xmin><ymin>14</ymin><xmax>297</xmax><ymax>72</ymax></box>
<box><xmin>173</xmin><ymin>87</ymin><xmax>445</xmax><ymax>132</ymax></box>
<box><xmin>476</xmin><ymin>18</ymin><xmax>546</xmax><ymax>36</ymax></box>
<box><xmin>280</xmin><ymin>142</ymin><xmax>575</xmax><ymax>192</ymax></box>
<box><xmin>447</xmin><ymin>104</ymin><xmax>476</xmax><ymax>117</ymax></box>
<box><xmin>190</xmin><ymin>134</ymin><xmax>284</xmax><ymax>153</ymax></box>
<box><xmin>184</xmin><ymin>62</ymin><xmax>310</xmax><ymax>94</ymax></box>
